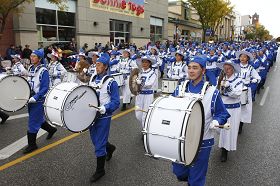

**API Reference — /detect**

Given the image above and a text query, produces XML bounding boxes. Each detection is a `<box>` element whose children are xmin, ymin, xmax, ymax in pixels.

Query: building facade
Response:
<box><xmin>1</xmin><ymin>0</ymin><xmax>168</xmax><ymax>55</ymax></box>
<box><xmin>168</xmin><ymin>0</ymin><xmax>202</xmax><ymax>42</ymax></box>
<box><xmin>215</xmin><ymin>12</ymin><xmax>236</xmax><ymax>42</ymax></box>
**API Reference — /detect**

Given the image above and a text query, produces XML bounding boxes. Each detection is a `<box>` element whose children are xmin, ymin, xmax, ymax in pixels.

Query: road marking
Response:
<box><xmin>0</xmin><ymin>107</ymin><xmax>135</xmax><ymax>171</ymax></box>
<box><xmin>0</xmin><ymin>129</ymin><xmax>46</xmax><ymax>160</ymax></box>
<box><xmin>260</xmin><ymin>86</ymin><xmax>270</xmax><ymax>106</ymax></box>
<box><xmin>7</xmin><ymin>113</ymin><xmax>29</xmax><ymax>121</ymax></box>
<box><xmin>274</xmin><ymin>66</ymin><xmax>277</xmax><ymax>72</ymax></box>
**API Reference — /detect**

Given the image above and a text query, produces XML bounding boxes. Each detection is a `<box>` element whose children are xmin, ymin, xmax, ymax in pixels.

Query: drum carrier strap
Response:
<box><xmin>178</xmin><ymin>80</ymin><xmax>210</xmax><ymax>100</ymax></box>
<box><xmin>91</xmin><ymin>75</ymin><xmax>114</xmax><ymax>93</ymax></box>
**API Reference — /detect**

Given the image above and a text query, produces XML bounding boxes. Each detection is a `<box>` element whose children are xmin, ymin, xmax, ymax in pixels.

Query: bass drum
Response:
<box><xmin>44</xmin><ymin>82</ymin><xmax>99</xmax><ymax>132</ymax></box>
<box><xmin>143</xmin><ymin>95</ymin><xmax>204</xmax><ymax>166</ymax></box>
<box><xmin>0</xmin><ymin>74</ymin><xmax>30</xmax><ymax>112</ymax></box>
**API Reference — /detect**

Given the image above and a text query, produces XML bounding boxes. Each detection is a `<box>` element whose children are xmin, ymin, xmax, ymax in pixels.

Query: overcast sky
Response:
<box><xmin>230</xmin><ymin>0</ymin><xmax>280</xmax><ymax>37</ymax></box>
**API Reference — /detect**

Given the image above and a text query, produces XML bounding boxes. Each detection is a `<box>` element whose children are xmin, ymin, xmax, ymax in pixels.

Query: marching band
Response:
<box><xmin>0</xmin><ymin>40</ymin><xmax>279</xmax><ymax>185</ymax></box>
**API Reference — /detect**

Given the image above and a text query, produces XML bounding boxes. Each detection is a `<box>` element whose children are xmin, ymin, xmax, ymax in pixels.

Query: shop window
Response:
<box><xmin>58</xmin><ymin>27</ymin><xmax>75</xmax><ymax>41</ymax></box>
<box><xmin>36</xmin><ymin>8</ymin><xmax>56</xmax><ymax>25</ymax></box>
<box><xmin>36</xmin><ymin>7</ymin><xmax>76</xmax><ymax>44</ymax></box>
<box><xmin>58</xmin><ymin>11</ymin><xmax>75</xmax><ymax>26</ymax></box>
<box><xmin>150</xmin><ymin>17</ymin><xmax>163</xmax><ymax>43</ymax></box>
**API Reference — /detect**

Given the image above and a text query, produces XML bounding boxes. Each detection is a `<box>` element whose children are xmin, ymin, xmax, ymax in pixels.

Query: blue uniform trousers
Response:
<box><xmin>172</xmin><ymin>139</ymin><xmax>213</xmax><ymax>186</ymax></box>
<box><xmin>28</xmin><ymin>102</ymin><xmax>45</xmax><ymax>133</ymax></box>
<box><xmin>89</xmin><ymin>116</ymin><xmax>111</xmax><ymax>157</ymax></box>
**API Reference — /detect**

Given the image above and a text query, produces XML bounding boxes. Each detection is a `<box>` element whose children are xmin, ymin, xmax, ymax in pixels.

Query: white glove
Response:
<box><xmin>28</xmin><ymin>97</ymin><xmax>36</xmax><ymax>103</ymax></box>
<box><xmin>251</xmin><ymin>79</ymin><xmax>258</xmax><ymax>83</ymax></box>
<box><xmin>224</xmin><ymin>81</ymin><xmax>230</xmax><ymax>88</ymax></box>
<box><xmin>5</xmin><ymin>67</ymin><xmax>11</xmax><ymax>71</ymax></box>
<box><xmin>83</xmin><ymin>68</ymin><xmax>88</xmax><ymax>73</ymax></box>
<box><xmin>98</xmin><ymin>105</ymin><xmax>106</xmax><ymax>114</ymax></box>
<box><xmin>136</xmin><ymin>78</ymin><xmax>142</xmax><ymax>85</ymax></box>
<box><xmin>210</xmin><ymin>120</ymin><xmax>219</xmax><ymax>129</ymax></box>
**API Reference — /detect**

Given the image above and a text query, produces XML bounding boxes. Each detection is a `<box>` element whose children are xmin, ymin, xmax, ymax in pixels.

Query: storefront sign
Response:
<box><xmin>90</xmin><ymin>0</ymin><xmax>145</xmax><ymax>18</ymax></box>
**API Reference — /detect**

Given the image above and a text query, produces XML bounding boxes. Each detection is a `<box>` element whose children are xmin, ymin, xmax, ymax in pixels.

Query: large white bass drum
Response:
<box><xmin>0</xmin><ymin>74</ymin><xmax>30</xmax><ymax>112</ymax></box>
<box><xmin>143</xmin><ymin>95</ymin><xmax>204</xmax><ymax>166</ymax></box>
<box><xmin>44</xmin><ymin>82</ymin><xmax>99</xmax><ymax>132</ymax></box>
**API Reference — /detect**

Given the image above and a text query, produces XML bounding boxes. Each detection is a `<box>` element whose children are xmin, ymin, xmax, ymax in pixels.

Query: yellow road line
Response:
<box><xmin>0</xmin><ymin>107</ymin><xmax>135</xmax><ymax>171</ymax></box>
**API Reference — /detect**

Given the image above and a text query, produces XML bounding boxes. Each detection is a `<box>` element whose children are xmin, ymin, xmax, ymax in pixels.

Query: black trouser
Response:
<box><xmin>0</xmin><ymin>110</ymin><xmax>9</xmax><ymax>121</ymax></box>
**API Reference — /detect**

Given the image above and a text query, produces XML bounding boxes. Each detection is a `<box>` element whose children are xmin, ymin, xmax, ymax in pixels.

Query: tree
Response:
<box><xmin>187</xmin><ymin>0</ymin><xmax>233</xmax><ymax>42</ymax></box>
<box><xmin>245</xmin><ymin>23</ymin><xmax>273</xmax><ymax>41</ymax></box>
<box><xmin>0</xmin><ymin>0</ymin><xmax>67</xmax><ymax>39</ymax></box>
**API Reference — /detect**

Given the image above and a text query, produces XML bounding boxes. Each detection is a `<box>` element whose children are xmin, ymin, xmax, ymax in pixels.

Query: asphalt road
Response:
<box><xmin>0</xmin><ymin>55</ymin><xmax>280</xmax><ymax>186</ymax></box>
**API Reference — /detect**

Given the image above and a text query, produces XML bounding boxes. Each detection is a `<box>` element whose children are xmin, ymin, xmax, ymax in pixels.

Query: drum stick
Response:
<box><xmin>215</xmin><ymin>123</ymin><xmax>230</xmax><ymax>130</ymax></box>
<box><xmin>14</xmin><ymin>97</ymin><xmax>28</xmax><ymax>101</ymax></box>
<box><xmin>88</xmin><ymin>104</ymin><xmax>100</xmax><ymax>110</ymax></box>
<box><xmin>135</xmin><ymin>106</ymin><xmax>148</xmax><ymax>113</ymax></box>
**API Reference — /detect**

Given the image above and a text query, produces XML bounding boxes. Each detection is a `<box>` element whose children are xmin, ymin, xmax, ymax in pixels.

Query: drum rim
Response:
<box><xmin>181</xmin><ymin>99</ymin><xmax>204</xmax><ymax>166</ymax></box>
<box><xmin>0</xmin><ymin>75</ymin><xmax>31</xmax><ymax>112</ymax></box>
<box><xmin>61</xmin><ymin>84</ymin><xmax>100</xmax><ymax>133</ymax></box>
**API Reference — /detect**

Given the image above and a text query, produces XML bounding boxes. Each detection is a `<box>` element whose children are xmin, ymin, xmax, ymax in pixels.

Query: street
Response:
<box><xmin>0</xmin><ymin>58</ymin><xmax>280</xmax><ymax>186</ymax></box>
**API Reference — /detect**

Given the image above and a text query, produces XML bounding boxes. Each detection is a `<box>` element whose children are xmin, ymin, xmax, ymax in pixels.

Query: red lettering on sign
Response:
<box><xmin>121</xmin><ymin>0</ymin><xmax>126</xmax><ymax>9</ymax></box>
<box><xmin>100</xmin><ymin>0</ymin><xmax>106</xmax><ymax>5</ymax></box>
<box><xmin>93</xmin><ymin>0</ymin><xmax>99</xmax><ymax>3</ymax></box>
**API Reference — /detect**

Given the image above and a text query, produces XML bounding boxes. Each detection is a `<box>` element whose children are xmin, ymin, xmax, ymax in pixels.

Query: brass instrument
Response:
<box><xmin>217</xmin><ymin>70</ymin><xmax>226</xmax><ymax>94</ymax></box>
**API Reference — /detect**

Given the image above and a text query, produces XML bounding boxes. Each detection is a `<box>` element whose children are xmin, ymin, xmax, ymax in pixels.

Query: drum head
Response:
<box><xmin>184</xmin><ymin>100</ymin><xmax>204</xmax><ymax>165</ymax></box>
<box><xmin>62</xmin><ymin>85</ymin><xmax>99</xmax><ymax>132</ymax></box>
<box><xmin>0</xmin><ymin>75</ymin><xmax>30</xmax><ymax>112</ymax></box>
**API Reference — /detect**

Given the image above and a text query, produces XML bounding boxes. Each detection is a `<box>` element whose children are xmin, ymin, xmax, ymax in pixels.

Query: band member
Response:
<box><xmin>47</xmin><ymin>51</ymin><xmax>67</xmax><ymax>87</ymax></box>
<box><xmin>172</xmin><ymin>56</ymin><xmax>230</xmax><ymax>185</ymax></box>
<box><xmin>24</xmin><ymin>49</ymin><xmax>57</xmax><ymax>154</ymax></box>
<box><xmin>74</xmin><ymin>52</ymin><xmax>90</xmax><ymax>83</ymax></box>
<box><xmin>257</xmin><ymin>50</ymin><xmax>270</xmax><ymax>93</ymax></box>
<box><xmin>217</xmin><ymin>60</ymin><xmax>243</xmax><ymax>162</ymax></box>
<box><xmin>236</xmin><ymin>51</ymin><xmax>261</xmax><ymax>134</ymax></box>
<box><xmin>84</xmin><ymin>51</ymin><xmax>100</xmax><ymax>77</ymax></box>
<box><xmin>88</xmin><ymin>53</ymin><xmax>120</xmax><ymax>182</ymax></box>
<box><xmin>206</xmin><ymin>47</ymin><xmax>218</xmax><ymax>85</ymax></box>
<box><xmin>0</xmin><ymin>111</ymin><xmax>9</xmax><ymax>124</ymax></box>
<box><xmin>250</xmin><ymin>50</ymin><xmax>261</xmax><ymax>101</ymax></box>
<box><xmin>135</xmin><ymin>55</ymin><xmax>157</xmax><ymax>128</ymax></box>
<box><xmin>149</xmin><ymin>46</ymin><xmax>162</xmax><ymax>92</ymax></box>
<box><xmin>167</xmin><ymin>50</ymin><xmax>188</xmax><ymax>83</ymax></box>
<box><xmin>109</xmin><ymin>50</ymin><xmax>120</xmax><ymax>74</ymax></box>
<box><xmin>118</xmin><ymin>49</ymin><xmax>137</xmax><ymax>110</ymax></box>
<box><xmin>9</xmin><ymin>54</ymin><xmax>28</xmax><ymax>76</ymax></box>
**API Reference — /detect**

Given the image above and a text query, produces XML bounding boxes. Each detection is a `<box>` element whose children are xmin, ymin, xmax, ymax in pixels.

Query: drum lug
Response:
<box><xmin>178</xmin><ymin>137</ymin><xmax>185</xmax><ymax>141</ymax></box>
<box><xmin>141</xmin><ymin>130</ymin><xmax>147</xmax><ymax>134</ymax></box>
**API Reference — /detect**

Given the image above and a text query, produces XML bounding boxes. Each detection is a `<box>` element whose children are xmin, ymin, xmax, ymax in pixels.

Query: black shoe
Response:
<box><xmin>41</xmin><ymin>122</ymin><xmax>57</xmax><ymax>140</ymax></box>
<box><xmin>177</xmin><ymin>176</ymin><xmax>188</xmax><ymax>182</ymax></box>
<box><xmin>106</xmin><ymin>143</ymin><xmax>116</xmax><ymax>161</ymax></box>
<box><xmin>0</xmin><ymin>112</ymin><xmax>9</xmax><ymax>124</ymax></box>
<box><xmin>238</xmin><ymin>122</ymin><xmax>243</xmax><ymax>135</ymax></box>
<box><xmin>90</xmin><ymin>156</ymin><xmax>106</xmax><ymax>182</ymax></box>
<box><xmin>23</xmin><ymin>132</ymin><xmax>38</xmax><ymax>154</ymax></box>
<box><xmin>90</xmin><ymin>170</ymin><xmax>105</xmax><ymax>182</ymax></box>
<box><xmin>220</xmin><ymin>148</ymin><xmax>228</xmax><ymax>162</ymax></box>
<box><xmin>23</xmin><ymin>145</ymin><xmax>38</xmax><ymax>154</ymax></box>
<box><xmin>121</xmin><ymin>104</ymin><xmax>127</xmax><ymax>111</ymax></box>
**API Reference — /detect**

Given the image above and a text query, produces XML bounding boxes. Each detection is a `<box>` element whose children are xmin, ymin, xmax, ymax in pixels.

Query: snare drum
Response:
<box><xmin>240</xmin><ymin>87</ymin><xmax>248</xmax><ymax>105</ymax></box>
<box><xmin>44</xmin><ymin>82</ymin><xmax>99</xmax><ymax>132</ymax></box>
<box><xmin>0</xmin><ymin>74</ymin><xmax>30</xmax><ymax>112</ymax></box>
<box><xmin>112</xmin><ymin>73</ymin><xmax>124</xmax><ymax>87</ymax></box>
<box><xmin>62</xmin><ymin>72</ymin><xmax>80</xmax><ymax>83</ymax></box>
<box><xmin>143</xmin><ymin>95</ymin><xmax>204</xmax><ymax>166</ymax></box>
<box><xmin>161</xmin><ymin>78</ymin><xmax>178</xmax><ymax>94</ymax></box>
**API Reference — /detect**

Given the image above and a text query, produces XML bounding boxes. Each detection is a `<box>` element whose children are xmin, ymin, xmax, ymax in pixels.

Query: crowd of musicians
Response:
<box><xmin>0</xmin><ymin>40</ymin><xmax>278</xmax><ymax>185</ymax></box>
